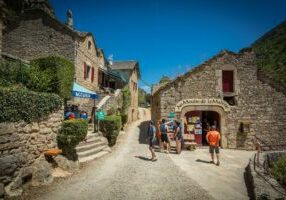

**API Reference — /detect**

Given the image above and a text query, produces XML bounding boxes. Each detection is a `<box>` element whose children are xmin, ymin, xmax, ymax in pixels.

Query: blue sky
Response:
<box><xmin>50</xmin><ymin>0</ymin><xmax>286</xmax><ymax>93</ymax></box>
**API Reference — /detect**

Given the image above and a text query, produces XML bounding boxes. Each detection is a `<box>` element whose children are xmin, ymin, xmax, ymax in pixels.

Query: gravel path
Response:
<box><xmin>26</xmin><ymin>108</ymin><xmax>213</xmax><ymax>200</ymax></box>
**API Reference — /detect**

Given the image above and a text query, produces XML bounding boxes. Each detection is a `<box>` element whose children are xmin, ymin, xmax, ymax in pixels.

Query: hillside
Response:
<box><xmin>251</xmin><ymin>20</ymin><xmax>286</xmax><ymax>86</ymax></box>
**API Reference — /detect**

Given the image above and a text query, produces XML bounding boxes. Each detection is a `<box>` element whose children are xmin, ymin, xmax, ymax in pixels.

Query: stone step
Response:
<box><xmin>77</xmin><ymin>144</ymin><xmax>108</xmax><ymax>158</ymax></box>
<box><xmin>79</xmin><ymin>136</ymin><xmax>102</xmax><ymax>144</ymax></box>
<box><xmin>78</xmin><ymin>150</ymin><xmax>110</xmax><ymax>163</ymax></box>
<box><xmin>76</xmin><ymin>141</ymin><xmax>107</xmax><ymax>152</ymax></box>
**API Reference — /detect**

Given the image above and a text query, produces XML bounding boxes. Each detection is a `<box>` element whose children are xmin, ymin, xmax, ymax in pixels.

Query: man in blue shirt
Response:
<box><xmin>147</xmin><ymin>120</ymin><xmax>157</xmax><ymax>161</ymax></box>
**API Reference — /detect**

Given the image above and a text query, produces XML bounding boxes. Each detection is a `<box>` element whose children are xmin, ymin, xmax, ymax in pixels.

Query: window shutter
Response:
<box><xmin>91</xmin><ymin>67</ymin><xmax>94</xmax><ymax>82</ymax></box>
<box><xmin>84</xmin><ymin>62</ymin><xmax>87</xmax><ymax>80</ymax></box>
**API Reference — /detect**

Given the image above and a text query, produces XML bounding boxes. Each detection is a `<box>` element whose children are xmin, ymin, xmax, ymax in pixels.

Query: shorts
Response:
<box><xmin>176</xmin><ymin>134</ymin><xmax>182</xmax><ymax>140</ymax></box>
<box><xmin>149</xmin><ymin>138</ymin><xmax>155</xmax><ymax>148</ymax></box>
<box><xmin>161</xmin><ymin>134</ymin><xmax>169</xmax><ymax>143</ymax></box>
<box><xmin>209</xmin><ymin>145</ymin><xmax>220</xmax><ymax>154</ymax></box>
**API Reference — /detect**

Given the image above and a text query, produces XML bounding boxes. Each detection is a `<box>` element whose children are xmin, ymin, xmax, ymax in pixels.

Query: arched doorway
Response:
<box><xmin>184</xmin><ymin>110</ymin><xmax>220</xmax><ymax>146</ymax></box>
<box><xmin>178</xmin><ymin>105</ymin><xmax>228</xmax><ymax>148</ymax></box>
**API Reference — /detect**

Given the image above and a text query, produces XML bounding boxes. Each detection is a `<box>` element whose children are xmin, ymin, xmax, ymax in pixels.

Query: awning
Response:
<box><xmin>72</xmin><ymin>82</ymin><xmax>98</xmax><ymax>99</ymax></box>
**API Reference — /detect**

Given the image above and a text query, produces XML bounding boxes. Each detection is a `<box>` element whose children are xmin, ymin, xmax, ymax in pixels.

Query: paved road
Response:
<box><xmin>27</xmin><ymin>108</ymin><xmax>253</xmax><ymax>200</ymax></box>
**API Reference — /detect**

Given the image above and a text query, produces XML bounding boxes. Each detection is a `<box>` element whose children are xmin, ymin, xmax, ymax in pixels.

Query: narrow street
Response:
<box><xmin>27</xmin><ymin>108</ymin><xmax>253</xmax><ymax>200</ymax></box>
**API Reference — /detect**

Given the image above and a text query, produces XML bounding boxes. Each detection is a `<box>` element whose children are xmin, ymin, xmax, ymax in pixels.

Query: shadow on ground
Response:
<box><xmin>134</xmin><ymin>155</ymin><xmax>151</xmax><ymax>161</ymax></box>
<box><xmin>196</xmin><ymin>159</ymin><xmax>212</xmax><ymax>164</ymax></box>
<box><xmin>138</xmin><ymin>120</ymin><xmax>149</xmax><ymax>144</ymax></box>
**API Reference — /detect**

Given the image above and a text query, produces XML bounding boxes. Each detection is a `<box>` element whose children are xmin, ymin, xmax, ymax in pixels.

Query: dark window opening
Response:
<box><xmin>88</xmin><ymin>41</ymin><xmax>92</xmax><ymax>50</ymax></box>
<box><xmin>223</xmin><ymin>96</ymin><xmax>236</xmax><ymax>106</ymax></box>
<box><xmin>86</xmin><ymin>65</ymin><xmax>91</xmax><ymax>78</ymax></box>
<box><xmin>222</xmin><ymin>70</ymin><xmax>234</xmax><ymax>93</ymax></box>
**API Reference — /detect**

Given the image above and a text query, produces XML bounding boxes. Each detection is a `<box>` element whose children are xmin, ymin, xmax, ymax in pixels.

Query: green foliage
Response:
<box><xmin>252</xmin><ymin>20</ymin><xmax>286</xmax><ymax>85</ymax></box>
<box><xmin>122</xmin><ymin>85</ymin><xmax>131</xmax><ymax>114</ymax></box>
<box><xmin>271</xmin><ymin>156</ymin><xmax>286</xmax><ymax>186</ymax></box>
<box><xmin>0</xmin><ymin>86</ymin><xmax>62</xmax><ymax>123</ymax></box>
<box><xmin>99</xmin><ymin>115</ymin><xmax>122</xmax><ymax>146</ymax></box>
<box><xmin>0</xmin><ymin>60</ymin><xmax>29</xmax><ymax>87</ymax></box>
<box><xmin>138</xmin><ymin>88</ymin><xmax>151</xmax><ymax>106</ymax></box>
<box><xmin>159</xmin><ymin>75</ymin><xmax>171</xmax><ymax>84</ymax></box>
<box><xmin>28</xmin><ymin>56</ymin><xmax>74</xmax><ymax>99</ymax></box>
<box><xmin>121</xmin><ymin>114</ymin><xmax>128</xmax><ymax>127</ymax></box>
<box><xmin>57</xmin><ymin>119</ymin><xmax>88</xmax><ymax>160</ymax></box>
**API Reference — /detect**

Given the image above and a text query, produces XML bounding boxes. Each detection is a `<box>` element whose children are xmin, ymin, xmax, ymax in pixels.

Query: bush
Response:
<box><xmin>121</xmin><ymin>114</ymin><xmax>128</xmax><ymax>127</ymax></box>
<box><xmin>99</xmin><ymin>115</ymin><xmax>121</xmax><ymax>146</ymax></box>
<box><xmin>0</xmin><ymin>60</ymin><xmax>29</xmax><ymax>87</ymax></box>
<box><xmin>28</xmin><ymin>56</ymin><xmax>74</xmax><ymax>99</ymax></box>
<box><xmin>271</xmin><ymin>156</ymin><xmax>286</xmax><ymax>186</ymax></box>
<box><xmin>122</xmin><ymin>86</ymin><xmax>131</xmax><ymax>114</ymax></box>
<box><xmin>0</xmin><ymin>86</ymin><xmax>62</xmax><ymax>123</ymax></box>
<box><xmin>57</xmin><ymin>119</ymin><xmax>88</xmax><ymax>160</ymax></box>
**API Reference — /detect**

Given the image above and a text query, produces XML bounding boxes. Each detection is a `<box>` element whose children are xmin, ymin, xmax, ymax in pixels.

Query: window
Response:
<box><xmin>88</xmin><ymin>41</ymin><xmax>92</xmax><ymax>50</ymax></box>
<box><xmin>222</xmin><ymin>70</ymin><xmax>234</xmax><ymax>93</ymax></box>
<box><xmin>83</xmin><ymin>62</ymin><xmax>92</xmax><ymax>80</ymax></box>
<box><xmin>223</xmin><ymin>96</ymin><xmax>236</xmax><ymax>106</ymax></box>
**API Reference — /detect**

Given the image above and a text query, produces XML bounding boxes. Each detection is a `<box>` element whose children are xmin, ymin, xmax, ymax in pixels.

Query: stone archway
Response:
<box><xmin>175</xmin><ymin>99</ymin><xmax>230</xmax><ymax>148</ymax></box>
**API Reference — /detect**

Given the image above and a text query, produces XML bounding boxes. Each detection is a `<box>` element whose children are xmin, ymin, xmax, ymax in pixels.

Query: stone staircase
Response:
<box><xmin>76</xmin><ymin>130</ymin><xmax>111</xmax><ymax>163</ymax></box>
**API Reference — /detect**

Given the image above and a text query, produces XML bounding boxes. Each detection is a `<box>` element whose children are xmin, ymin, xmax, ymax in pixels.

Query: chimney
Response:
<box><xmin>66</xmin><ymin>9</ymin><xmax>73</xmax><ymax>28</ymax></box>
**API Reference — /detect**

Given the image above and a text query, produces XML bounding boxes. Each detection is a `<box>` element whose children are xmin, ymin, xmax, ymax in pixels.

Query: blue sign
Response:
<box><xmin>72</xmin><ymin>91</ymin><xmax>98</xmax><ymax>99</ymax></box>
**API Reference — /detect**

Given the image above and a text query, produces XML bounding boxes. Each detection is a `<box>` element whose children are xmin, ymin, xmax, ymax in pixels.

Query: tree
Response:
<box><xmin>159</xmin><ymin>75</ymin><xmax>171</xmax><ymax>84</ymax></box>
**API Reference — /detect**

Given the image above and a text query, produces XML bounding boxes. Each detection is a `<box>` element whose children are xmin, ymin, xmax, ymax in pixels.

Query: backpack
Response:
<box><xmin>177</xmin><ymin>125</ymin><xmax>182</xmax><ymax>137</ymax></box>
<box><xmin>160</xmin><ymin>124</ymin><xmax>167</xmax><ymax>134</ymax></box>
<box><xmin>147</xmin><ymin>125</ymin><xmax>155</xmax><ymax>138</ymax></box>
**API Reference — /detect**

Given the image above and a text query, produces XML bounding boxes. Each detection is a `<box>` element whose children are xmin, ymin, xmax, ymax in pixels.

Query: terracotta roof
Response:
<box><xmin>152</xmin><ymin>50</ymin><xmax>244</xmax><ymax>96</ymax></box>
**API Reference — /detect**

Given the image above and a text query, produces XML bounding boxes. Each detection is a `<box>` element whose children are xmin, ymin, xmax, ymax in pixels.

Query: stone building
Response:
<box><xmin>152</xmin><ymin>50</ymin><xmax>286</xmax><ymax>149</ymax></box>
<box><xmin>111</xmin><ymin>61</ymin><xmax>140</xmax><ymax>122</ymax></box>
<box><xmin>1</xmin><ymin>2</ymin><xmax>117</xmax><ymax>114</ymax></box>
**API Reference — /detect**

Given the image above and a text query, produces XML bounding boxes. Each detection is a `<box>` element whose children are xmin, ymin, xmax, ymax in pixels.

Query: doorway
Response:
<box><xmin>184</xmin><ymin>110</ymin><xmax>220</xmax><ymax>146</ymax></box>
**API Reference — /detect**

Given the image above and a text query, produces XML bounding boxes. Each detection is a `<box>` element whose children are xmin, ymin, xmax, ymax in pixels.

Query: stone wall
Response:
<box><xmin>74</xmin><ymin>35</ymin><xmax>101</xmax><ymax>92</ymax></box>
<box><xmin>2</xmin><ymin>10</ymin><xmax>75</xmax><ymax>62</ymax></box>
<box><xmin>152</xmin><ymin>51</ymin><xmax>286</xmax><ymax>149</ymax></box>
<box><xmin>0</xmin><ymin>108</ymin><xmax>63</xmax><ymax>185</ymax></box>
<box><xmin>129</xmin><ymin>68</ymin><xmax>139</xmax><ymax>122</ymax></box>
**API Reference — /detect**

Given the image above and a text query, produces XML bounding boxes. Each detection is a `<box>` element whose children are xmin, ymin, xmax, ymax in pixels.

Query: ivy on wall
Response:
<box><xmin>0</xmin><ymin>86</ymin><xmax>62</xmax><ymax>123</ymax></box>
<box><xmin>28</xmin><ymin>56</ymin><xmax>75</xmax><ymax>99</ymax></box>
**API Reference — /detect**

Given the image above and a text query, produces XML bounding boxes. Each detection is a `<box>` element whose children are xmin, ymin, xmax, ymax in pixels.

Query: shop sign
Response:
<box><xmin>96</xmin><ymin>111</ymin><xmax>106</xmax><ymax>120</ymax></box>
<box><xmin>175</xmin><ymin>98</ymin><xmax>231</xmax><ymax>112</ymax></box>
<box><xmin>168</xmin><ymin>112</ymin><xmax>175</xmax><ymax>118</ymax></box>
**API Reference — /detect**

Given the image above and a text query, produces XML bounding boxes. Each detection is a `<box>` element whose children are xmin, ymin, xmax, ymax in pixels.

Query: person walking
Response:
<box><xmin>156</xmin><ymin>121</ymin><xmax>163</xmax><ymax>151</ymax></box>
<box><xmin>206</xmin><ymin>125</ymin><xmax>221</xmax><ymax>166</ymax></box>
<box><xmin>174</xmin><ymin>120</ymin><xmax>183</xmax><ymax>154</ymax></box>
<box><xmin>147</xmin><ymin>120</ymin><xmax>157</xmax><ymax>161</ymax></box>
<box><xmin>160</xmin><ymin>119</ymin><xmax>170</xmax><ymax>153</ymax></box>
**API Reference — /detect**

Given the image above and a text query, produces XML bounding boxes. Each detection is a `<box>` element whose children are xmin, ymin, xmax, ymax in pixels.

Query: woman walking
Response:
<box><xmin>174</xmin><ymin>120</ymin><xmax>183</xmax><ymax>154</ymax></box>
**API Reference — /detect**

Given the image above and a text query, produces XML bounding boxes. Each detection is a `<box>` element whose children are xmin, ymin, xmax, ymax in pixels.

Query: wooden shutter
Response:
<box><xmin>84</xmin><ymin>62</ymin><xmax>87</xmax><ymax>80</ymax></box>
<box><xmin>222</xmin><ymin>70</ymin><xmax>234</xmax><ymax>92</ymax></box>
<box><xmin>91</xmin><ymin>67</ymin><xmax>94</xmax><ymax>82</ymax></box>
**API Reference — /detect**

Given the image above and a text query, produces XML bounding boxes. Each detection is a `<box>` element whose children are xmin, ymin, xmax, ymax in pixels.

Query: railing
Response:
<box><xmin>253</xmin><ymin>135</ymin><xmax>286</xmax><ymax>167</ymax></box>
<box><xmin>252</xmin><ymin>136</ymin><xmax>286</xmax><ymax>196</ymax></box>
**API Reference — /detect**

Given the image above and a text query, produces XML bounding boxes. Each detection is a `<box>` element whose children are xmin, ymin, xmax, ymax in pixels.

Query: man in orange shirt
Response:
<box><xmin>206</xmin><ymin>125</ymin><xmax>221</xmax><ymax>166</ymax></box>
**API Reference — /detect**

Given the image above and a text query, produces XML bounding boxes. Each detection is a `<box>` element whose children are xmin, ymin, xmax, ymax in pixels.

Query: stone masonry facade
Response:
<box><xmin>2</xmin><ymin>9</ymin><xmax>106</xmax><ymax>115</ymax></box>
<box><xmin>0</xmin><ymin>108</ymin><xmax>63</xmax><ymax>185</ymax></box>
<box><xmin>152</xmin><ymin>51</ymin><xmax>286</xmax><ymax>149</ymax></box>
<box><xmin>2</xmin><ymin>10</ymin><xmax>75</xmax><ymax>62</ymax></box>
<box><xmin>129</xmin><ymin>68</ymin><xmax>139</xmax><ymax>122</ymax></box>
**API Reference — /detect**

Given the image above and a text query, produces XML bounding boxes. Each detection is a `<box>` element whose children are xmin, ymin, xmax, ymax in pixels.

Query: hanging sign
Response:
<box><xmin>175</xmin><ymin>98</ymin><xmax>231</xmax><ymax>112</ymax></box>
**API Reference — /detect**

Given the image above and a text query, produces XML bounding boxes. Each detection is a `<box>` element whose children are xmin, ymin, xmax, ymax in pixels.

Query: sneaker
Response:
<box><xmin>152</xmin><ymin>158</ymin><xmax>158</xmax><ymax>162</ymax></box>
<box><xmin>216</xmin><ymin>161</ymin><xmax>220</xmax><ymax>166</ymax></box>
<box><xmin>210</xmin><ymin>161</ymin><xmax>215</xmax><ymax>164</ymax></box>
